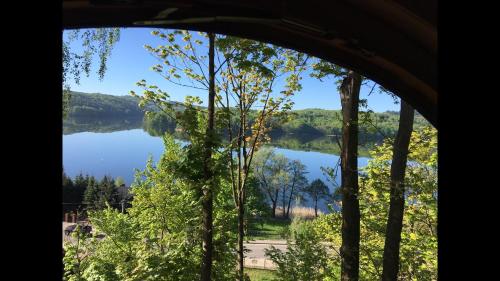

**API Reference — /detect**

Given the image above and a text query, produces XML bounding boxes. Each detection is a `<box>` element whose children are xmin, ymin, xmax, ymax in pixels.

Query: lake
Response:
<box><xmin>63</xmin><ymin>121</ymin><xmax>370</xmax><ymax>213</ymax></box>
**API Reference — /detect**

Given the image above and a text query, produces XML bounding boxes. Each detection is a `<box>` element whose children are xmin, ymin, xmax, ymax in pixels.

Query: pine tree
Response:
<box><xmin>99</xmin><ymin>175</ymin><xmax>118</xmax><ymax>208</ymax></box>
<box><xmin>83</xmin><ymin>176</ymin><xmax>100</xmax><ymax>210</ymax></box>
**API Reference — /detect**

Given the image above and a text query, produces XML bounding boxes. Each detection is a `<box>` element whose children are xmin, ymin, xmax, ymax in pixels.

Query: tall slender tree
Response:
<box><xmin>253</xmin><ymin>148</ymin><xmax>282</xmax><ymax>218</ymax></box>
<box><xmin>284</xmin><ymin>160</ymin><xmax>308</xmax><ymax>219</ymax></box>
<box><xmin>132</xmin><ymin>30</ymin><xmax>223</xmax><ymax>281</ymax></box>
<box><xmin>339</xmin><ymin>71</ymin><xmax>362</xmax><ymax>281</ymax></box>
<box><xmin>381</xmin><ymin>100</ymin><xmax>415</xmax><ymax>281</ymax></box>
<box><xmin>311</xmin><ymin>60</ymin><xmax>363</xmax><ymax>280</ymax></box>
<box><xmin>83</xmin><ymin>176</ymin><xmax>99</xmax><ymax>210</ymax></box>
<box><xmin>200</xmin><ymin>32</ymin><xmax>216</xmax><ymax>281</ymax></box>
<box><xmin>216</xmin><ymin>37</ymin><xmax>307</xmax><ymax>280</ymax></box>
<box><xmin>99</xmin><ymin>175</ymin><xmax>118</xmax><ymax>209</ymax></box>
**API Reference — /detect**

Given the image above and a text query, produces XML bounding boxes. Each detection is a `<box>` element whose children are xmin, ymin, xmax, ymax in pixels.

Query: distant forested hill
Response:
<box><xmin>67</xmin><ymin>92</ymin><xmax>431</xmax><ymax>141</ymax></box>
<box><xmin>67</xmin><ymin>91</ymin><xmax>145</xmax><ymax>118</ymax></box>
<box><xmin>279</xmin><ymin>108</ymin><xmax>429</xmax><ymax>139</ymax></box>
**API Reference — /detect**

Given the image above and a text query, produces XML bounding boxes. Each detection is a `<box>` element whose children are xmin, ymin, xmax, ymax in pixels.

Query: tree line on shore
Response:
<box><xmin>63</xmin><ymin>149</ymin><xmax>335</xmax><ymax>222</ymax></box>
<box><xmin>62</xmin><ymin>172</ymin><xmax>131</xmax><ymax>217</ymax></box>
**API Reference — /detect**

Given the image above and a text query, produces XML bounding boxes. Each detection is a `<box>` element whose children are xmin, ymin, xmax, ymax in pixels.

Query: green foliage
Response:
<box><xmin>65</xmin><ymin>77</ymin><xmax>236</xmax><ymax>279</ymax></box>
<box><xmin>63</xmin><ymin>29</ymin><xmax>121</xmax><ymax>84</ymax></box>
<box><xmin>114</xmin><ymin>177</ymin><xmax>125</xmax><ymax>187</ymax></box>
<box><xmin>253</xmin><ymin>148</ymin><xmax>309</xmax><ymax>218</ymax></box>
<box><xmin>303</xmin><ymin>179</ymin><xmax>329</xmax><ymax>216</ymax></box>
<box><xmin>142</xmin><ymin>111</ymin><xmax>177</xmax><ymax>137</ymax></box>
<box><xmin>275</xmin><ymin>109</ymin><xmax>429</xmax><ymax>146</ymax></box>
<box><xmin>63</xmin><ymin>134</ymin><xmax>237</xmax><ymax>281</ymax></box>
<box><xmin>310</xmin><ymin>59</ymin><xmax>346</xmax><ymax>83</ymax></box>
<box><xmin>265</xmin><ymin>219</ymin><xmax>333</xmax><ymax>281</ymax></box>
<box><xmin>156</xmin><ymin>107</ymin><xmax>427</xmax><ymax>157</ymax></box>
<box><xmin>285</xmin><ymin>217</ymin><xmax>309</xmax><ymax>240</ymax></box>
<box><xmin>99</xmin><ymin>176</ymin><xmax>119</xmax><ymax>207</ymax></box>
<box><xmin>63</xmin><ymin>171</ymin><xmax>90</xmax><ymax>215</ymax></box>
<box><xmin>63</xmin><ymin>171</ymin><xmax>74</xmax><ymax>189</ymax></box>
<box><xmin>246</xmin><ymin>268</ymin><xmax>277</xmax><ymax>281</ymax></box>
<box><xmin>313</xmin><ymin>126</ymin><xmax>437</xmax><ymax>280</ymax></box>
<box><xmin>305</xmin><ymin>179</ymin><xmax>329</xmax><ymax>200</ymax></box>
<box><xmin>83</xmin><ymin>175</ymin><xmax>118</xmax><ymax>211</ymax></box>
<box><xmin>66</xmin><ymin>92</ymin><xmax>146</xmax><ymax>118</ymax></box>
<box><xmin>245</xmin><ymin>176</ymin><xmax>273</xmax><ymax>225</ymax></box>
<box><xmin>63</xmin><ymin>90</ymin><xmax>72</xmax><ymax>119</ymax></box>
<box><xmin>63</xmin><ymin>225</ymin><xmax>98</xmax><ymax>281</ymax></box>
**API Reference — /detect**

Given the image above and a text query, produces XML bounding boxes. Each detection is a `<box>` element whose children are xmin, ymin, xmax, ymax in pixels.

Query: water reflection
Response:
<box><xmin>64</xmin><ymin>116</ymin><xmax>373</xmax><ymax>156</ymax></box>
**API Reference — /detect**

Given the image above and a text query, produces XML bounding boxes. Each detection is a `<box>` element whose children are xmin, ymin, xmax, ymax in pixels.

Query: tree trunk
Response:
<box><xmin>339</xmin><ymin>71</ymin><xmax>361</xmax><ymax>281</ymax></box>
<box><xmin>282</xmin><ymin>186</ymin><xmax>287</xmax><ymax>218</ymax></box>
<box><xmin>314</xmin><ymin>198</ymin><xmax>318</xmax><ymax>218</ymax></box>
<box><xmin>381</xmin><ymin>100</ymin><xmax>415</xmax><ymax>281</ymax></box>
<box><xmin>237</xmin><ymin>104</ymin><xmax>247</xmax><ymax>281</ymax></box>
<box><xmin>200</xmin><ymin>32</ymin><xmax>215</xmax><ymax>281</ymax></box>
<box><xmin>271</xmin><ymin>199</ymin><xmax>277</xmax><ymax>218</ymax></box>
<box><xmin>237</xmin><ymin>199</ymin><xmax>245</xmax><ymax>281</ymax></box>
<box><xmin>286</xmin><ymin>182</ymin><xmax>296</xmax><ymax>218</ymax></box>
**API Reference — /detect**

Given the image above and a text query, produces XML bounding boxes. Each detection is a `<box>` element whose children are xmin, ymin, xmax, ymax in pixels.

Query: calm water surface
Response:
<box><xmin>63</xmin><ymin>128</ymin><xmax>370</xmax><ymax>212</ymax></box>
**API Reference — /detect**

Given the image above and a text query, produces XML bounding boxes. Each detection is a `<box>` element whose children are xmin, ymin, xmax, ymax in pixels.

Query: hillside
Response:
<box><xmin>66</xmin><ymin>92</ymin><xmax>431</xmax><ymax>142</ymax></box>
<box><xmin>280</xmin><ymin>108</ymin><xmax>429</xmax><ymax>138</ymax></box>
<box><xmin>67</xmin><ymin>91</ymin><xmax>144</xmax><ymax>118</ymax></box>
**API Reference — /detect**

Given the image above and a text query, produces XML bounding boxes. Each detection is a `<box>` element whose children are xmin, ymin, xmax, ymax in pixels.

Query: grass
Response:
<box><xmin>247</xmin><ymin>217</ymin><xmax>290</xmax><ymax>240</ymax></box>
<box><xmin>246</xmin><ymin>206</ymin><xmax>328</xmax><ymax>240</ymax></box>
<box><xmin>247</xmin><ymin>207</ymin><xmax>323</xmax><ymax>240</ymax></box>
<box><xmin>246</xmin><ymin>268</ymin><xmax>277</xmax><ymax>281</ymax></box>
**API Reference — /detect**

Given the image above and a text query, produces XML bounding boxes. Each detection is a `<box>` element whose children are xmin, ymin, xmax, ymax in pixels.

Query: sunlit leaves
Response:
<box><xmin>314</xmin><ymin>127</ymin><xmax>437</xmax><ymax>280</ymax></box>
<box><xmin>265</xmin><ymin>221</ymin><xmax>333</xmax><ymax>280</ymax></box>
<box><xmin>146</xmin><ymin>30</ymin><xmax>212</xmax><ymax>91</ymax></box>
<box><xmin>63</xmin><ymin>136</ymin><xmax>238</xmax><ymax>281</ymax></box>
<box><xmin>310</xmin><ymin>59</ymin><xmax>346</xmax><ymax>83</ymax></box>
<box><xmin>64</xmin><ymin>28</ymin><xmax>121</xmax><ymax>83</ymax></box>
<box><xmin>63</xmin><ymin>28</ymin><xmax>120</xmax><ymax>119</ymax></box>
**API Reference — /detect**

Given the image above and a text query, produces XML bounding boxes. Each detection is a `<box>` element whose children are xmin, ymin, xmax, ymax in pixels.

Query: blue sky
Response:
<box><xmin>65</xmin><ymin>28</ymin><xmax>400</xmax><ymax>112</ymax></box>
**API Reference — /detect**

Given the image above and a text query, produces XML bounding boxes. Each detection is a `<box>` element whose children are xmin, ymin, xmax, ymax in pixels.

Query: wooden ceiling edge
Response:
<box><xmin>343</xmin><ymin>0</ymin><xmax>437</xmax><ymax>55</ymax></box>
<box><xmin>61</xmin><ymin>1</ymin><xmax>437</xmax><ymax>126</ymax></box>
<box><xmin>325</xmin><ymin>38</ymin><xmax>437</xmax><ymax>125</ymax></box>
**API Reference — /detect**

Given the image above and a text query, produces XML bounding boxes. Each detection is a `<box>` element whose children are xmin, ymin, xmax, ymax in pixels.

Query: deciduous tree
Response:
<box><xmin>314</xmin><ymin>127</ymin><xmax>437</xmax><ymax>280</ymax></box>
<box><xmin>312</xmin><ymin>61</ymin><xmax>362</xmax><ymax>281</ymax></box>
<box><xmin>381</xmin><ymin>100</ymin><xmax>415</xmax><ymax>280</ymax></box>
<box><xmin>305</xmin><ymin>179</ymin><xmax>330</xmax><ymax>217</ymax></box>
